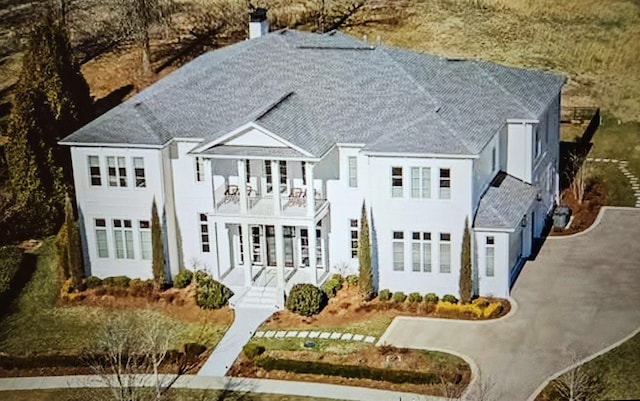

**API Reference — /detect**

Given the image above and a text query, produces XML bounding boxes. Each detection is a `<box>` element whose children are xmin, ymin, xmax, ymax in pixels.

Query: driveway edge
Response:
<box><xmin>547</xmin><ymin>206</ymin><xmax>639</xmax><ymax>240</ymax></box>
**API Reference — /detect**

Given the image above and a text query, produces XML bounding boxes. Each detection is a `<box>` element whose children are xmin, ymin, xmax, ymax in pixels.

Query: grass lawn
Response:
<box><xmin>0</xmin><ymin>238</ymin><xmax>230</xmax><ymax>359</ymax></box>
<box><xmin>0</xmin><ymin>388</ymin><xmax>336</xmax><ymax>401</ymax></box>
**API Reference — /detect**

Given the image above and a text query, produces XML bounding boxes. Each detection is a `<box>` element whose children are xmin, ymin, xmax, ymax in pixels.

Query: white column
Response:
<box><xmin>272</xmin><ymin>160</ymin><xmax>281</xmax><ymax>215</ymax></box>
<box><xmin>275</xmin><ymin>224</ymin><xmax>285</xmax><ymax>288</ymax></box>
<box><xmin>241</xmin><ymin>223</ymin><xmax>252</xmax><ymax>286</ymax></box>
<box><xmin>322</xmin><ymin>218</ymin><xmax>329</xmax><ymax>274</ymax></box>
<box><xmin>305</xmin><ymin>162</ymin><xmax>314</xmax><ymax>218</ymax></box>
<box><xmin>308</xmin><ymin>224</ymin><xmax>318</xmax><ymax>285</ymax></box>
<box><xmin>238</xmin><ymin>159</ymin><xmax>248</xmax><ymax>214</ymax></box>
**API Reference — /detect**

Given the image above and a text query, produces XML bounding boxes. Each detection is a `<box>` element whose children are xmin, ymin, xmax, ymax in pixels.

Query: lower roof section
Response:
<box><xmin>474</xmin><ymin>172</ymin><xmax>537</xmax><ymax>230</ymax></box>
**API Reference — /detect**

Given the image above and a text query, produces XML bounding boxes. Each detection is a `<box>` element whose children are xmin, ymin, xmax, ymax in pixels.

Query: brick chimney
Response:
<box><xmin>249</xmin><ymin>8</ymin><xmax>268</xmax><ymax>39</ymax></box>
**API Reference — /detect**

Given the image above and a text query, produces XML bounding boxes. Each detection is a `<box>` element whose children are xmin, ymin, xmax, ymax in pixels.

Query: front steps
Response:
<box><xmin>229</xmin><ymin>286</ymin><xmax>283</xmax><ymax>310</ymax></box>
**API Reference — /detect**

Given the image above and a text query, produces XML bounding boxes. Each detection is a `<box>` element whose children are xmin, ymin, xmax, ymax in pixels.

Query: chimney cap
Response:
<box><xmin>249</xmin><ymin>7</ymin><xmax>267</xmax><ymax>22</ymax></box>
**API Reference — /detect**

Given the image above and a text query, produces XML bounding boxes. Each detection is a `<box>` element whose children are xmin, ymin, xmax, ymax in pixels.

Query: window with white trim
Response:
<box><xmin>113</xmin><ymin>219</ymin><xmax>134</xmax><ymax>259</ymax></box>
<box><xmin>251</xmin><ymin>226</ymin><xmax>262</xmax><ymax>263</ymax></box>
<box><xmin>485</xmin><ymin>236</ymin><xmax>495</xmax><ymax>277</ymax></box>
<box><xmin>88</xmin><ymin>156</ymin><xmax>101</xmax><ymax>186</ymax></box>
<box><xmin>195</xmin><ymin>157</ymin><xmax>205</xmax><ymax>182</ymax></box>
<box><xmin>439</xmin><ymin>168</ymin><xmax>451</xmax><ymax>199</ymax></box>
<box><xmin>107</xmin><ymin>156</ymin><xmax>127</xmax><ymax>187</ymax></box>
<box><xmin>199</xmin><ymin>214</ymin><xmax>210</xmax><ymax>253</ymax></box>
<box><xmin>350</xmin><ymin>219</ymin><xmax>358</xmax><ymax>258</ymax></box>
<box><xmin>393</xmin><ymin>231</ymin><xmax>404</xmax><ymax>271</ymax></box>
<box><xmin>412</xmin><ymin>232</ymin><xmax>431</xmax><ymax>272</ymax></box>
<box><xmin>133</xmin><ymin>157</ymin><xmax>146</xmax><ymax>188</ymax></box>
<box><xmin>95</xmin><ymin>218</ymin><xmax>109</xmax><ymax>258</ymax></box>
<box><xmin>265</xmin><ymin>161</ymin><xmax>273</xmax><ymax>193</ymax></box>
<box><xmin>280</xmin><ymin>161</ymin><xmax>287</xmax><ymax>185</ymax></box>
<box><xmin>139</xmin><ymin>220</ymin><xmax>151</xmax><ymax>260</ymax></box>
<box><xmin>439</xmin><ymin>233</ymin><xmax>451</xmax><ymax>273</ymax></box>
<box><xmin>411</xmin><ymin>167</ymin><xmax>431</xmax><ymax>198</ymax></box>
<box><xmin>245</xmin><ymin>160</ymin><xmax>251</xmax><ymax>183</ymax></box>
<box><xmin>534</xmin><ymin>127</ymin><xmax>541</xmax><ymax>159</ymax></box>
<box><xmin>391</xmin><ymin>167</ymin><xmax>403</xmax><ymax>197</ymax></box>
<box><xmin>348</xmin><ymin>157</ymin><xmax>357</xmax><ymax>187</ymax></box>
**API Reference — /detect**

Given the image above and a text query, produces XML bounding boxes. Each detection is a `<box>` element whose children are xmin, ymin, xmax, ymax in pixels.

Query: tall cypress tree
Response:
<box><xmin>65</xmin><ymin>194</ymin><xmax>84</xmax><ymax>288</ymax></box>
<box><xmin>459</xmin><ymin>217</ymin><xmax>472</xmax><ymax>304</ymax></box>
<box><xmin>4</xmin><ymin>8</ymin><xmax>92</xmax><ymax>236</ymax></box>
<box><xmin>151</xmin><ymin>199</ymin><xmax>165</xmax><ymax>288</ymax></box>
<box><xmin>358</xmin><ymin>201</ymin><xmax>374</xmax><ymax>301</ymax></box>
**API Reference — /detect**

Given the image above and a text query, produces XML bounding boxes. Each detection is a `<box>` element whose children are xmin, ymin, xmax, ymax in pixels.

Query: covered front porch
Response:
<box><xmin>216</xmin><ymin>219</ymin><xmax>330</xmax><ymax>293</ymax></box>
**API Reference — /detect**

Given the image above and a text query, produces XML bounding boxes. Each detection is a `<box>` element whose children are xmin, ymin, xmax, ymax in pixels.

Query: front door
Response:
<box><xmin>284</xmin><ymin>226</ymin><xmax>294</xmax><ymax>267</ymax></box>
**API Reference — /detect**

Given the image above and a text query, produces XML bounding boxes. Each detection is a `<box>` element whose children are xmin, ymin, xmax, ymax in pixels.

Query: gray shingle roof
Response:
<box><xmin>474</xmin><ymin>173</ymin><xmax>538</xmax><ymax>230</ymax></box>
<box><xmin>61</xmin><ymin>30</ymin><xmax>565</xmax><ymax>157</ymax></box>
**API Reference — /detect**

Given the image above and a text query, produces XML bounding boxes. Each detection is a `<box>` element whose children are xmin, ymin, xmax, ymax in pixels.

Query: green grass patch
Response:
<box><xmin>0</xmin><ymin>388</ymin><xmax>335</xmax><ymax>401</ymax></box>
<box><xmin>248</xmin><ymin>337</ymin><xmax>365</xmax><ymax>354</ymax></box>
<box><xmin>0</xmin><ymin>237</ymin><xmax>227</xmax><ymax>357</ymax></box>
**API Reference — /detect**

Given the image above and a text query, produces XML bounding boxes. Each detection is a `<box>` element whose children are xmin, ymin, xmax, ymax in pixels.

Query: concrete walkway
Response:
<box><xmin>198</xmin><ymin>307</ymin><xmax>275</xmax><ymax>376</ymax></box>
<box><xmin>0</xmin><ymin>374</ymin><xmax>444</xmax><ymax>401</ymax></box>
<box><xmin>379</xmin><ymin>207</ymin><xmax>640</xmax><ymax>401</ymax></box>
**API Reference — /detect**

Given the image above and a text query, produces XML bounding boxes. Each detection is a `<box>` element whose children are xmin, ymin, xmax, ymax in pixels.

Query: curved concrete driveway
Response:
<box><xmin>378</xmin><ymin>207</ymin><xmax>640</xmax><ymax>401</ymax></box>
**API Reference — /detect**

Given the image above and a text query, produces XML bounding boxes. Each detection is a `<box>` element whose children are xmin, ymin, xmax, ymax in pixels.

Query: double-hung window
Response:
<box><xmin>133</xmin><ymin>157</ymin><xmax>146</xmax><ymax>188</ymax></box>
<box><xmin>534</xmin><ymin>127</ymin><xmax>541</xmax><ymax>159</ymax></box>
<box><xmin>195</xmin><ymin>157</ymin><xmax>205</xmax><ymax>182</ymax></box>
<box><xmin>391</xmin><ymin>167</ymin><xmax>403</xmax><ymax>197</ymax></box>
<box><xmin>245</xmin><ymin>160</ymin><xmax>251</xmax><ymax>183</ymax></box>
<box><xmin>88</xmin><ymin>156</ymin><xmax>101</xmax><ymax>186</ymax></box>
<box><xmin>113</xmin><ymin>219</ymin><xmax>134</xmax><ymax>259</ymax></box>
<box><xmin>107</xmin><ymin>156</ymin><xmax>127</xmax><ymax>187</ymax></box>
<box><xmin>412</xmin><ymin>232</ymin><xmax>431</xmax><ymax>272</ymax></box>
<box><xmin>392</xmin><ymin>231</ymin><xmax>405</xmax><ymax>271</ymax></box>
<box><xmin>280</xmin><ymin>161</ymin><xmax>287</xmax><ymax>185</ymax></box>
<box><xmin>199</xmin><ymin>214</ymin><xmax>210</xmax><ymax>252</ymax></box>
<box><xmin>439</xmin><ymin>233</ymin><xmax>451</xmax><ymax>273</ymax></box>
<box><xmin>485</xmin><ymin>236</ymin><xmax>495</xmax><ymax>277</ymax></box>
<box><xmin>251</xmin><ymin>226</ymin><xmax>262</xmax><ymax>263</ymax></box>
<box><xmin>139</xmin><ymin>220</ymin><xmax>151</xmax><ymax>260</ymax></box>
<box><xmin>439</xmin><ymin>168</ymin><xmax>451</xmax><ymax>199</ymax></box>
<box><xmin>350</xmin><ymin>219</ymin><xmax>358</xmax><ymax>258</ymax></box>
<box><xmin>95</xmin><ymin>218</ymin><xmax>109</xmax><ymax>258</ymax></box>
<box><xmin>265</xmin><ymin>161</ymin><xmax>273</xmax><ymax>193</ymax></box>
<box><xmin>411</xmin><ymin>167</ymin><xmax>430</xmax><ymax>198</ymax></box>
<box><xmin>348</xmin><ymin>157</ymin><xmax>357</xmax><ymax>188</ymax></box>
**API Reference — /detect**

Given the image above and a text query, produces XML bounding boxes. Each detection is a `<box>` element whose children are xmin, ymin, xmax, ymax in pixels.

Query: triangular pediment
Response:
<box><xmin>225</xmin><ymin>126</ymin><xmax>288</xmax><ymax>147</ymax></box>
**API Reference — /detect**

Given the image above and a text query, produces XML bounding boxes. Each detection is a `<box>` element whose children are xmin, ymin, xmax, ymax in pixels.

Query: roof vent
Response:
<box><xmin>249</xmin><ymin>8</ymin><xmax>268</xmax><ymax>39</ymax></box>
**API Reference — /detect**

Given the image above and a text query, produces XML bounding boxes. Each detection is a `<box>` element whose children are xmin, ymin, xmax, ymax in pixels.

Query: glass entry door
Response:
<box><xmin>283</xmin><ymin>226</ymin><xmax>294</xmax><ymax>267</ymax></box>
<box><xmin>266</xmin><ymin>226</ymin><xmax>276</xmax><ymax>266</ymax></box>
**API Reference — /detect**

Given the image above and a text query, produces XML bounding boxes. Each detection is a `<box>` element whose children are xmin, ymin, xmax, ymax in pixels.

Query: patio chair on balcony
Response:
<box><xmin>224</xmin><ymin>185</ymin><xmax>239</xmax><ymax>203</ymax></box>
<box><xmin>286</xmin><ymin>187</ymin><xmax>304</xmax><ymax>207</ymax></box>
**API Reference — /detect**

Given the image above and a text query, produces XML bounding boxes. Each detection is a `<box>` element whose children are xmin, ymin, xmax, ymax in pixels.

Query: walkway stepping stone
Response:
<box><xmin>309</xmin><ymin>331</ymin><xmax>320</xmax><ymax>338</ymax></box>
<box><xmin>264</xmin><ymin>331</ymin><xmax>275</xmax><ymax>338</ymax></box>
<box><xmin>364</xmin><ymin>336</ymin><xmax>376</xmax><ymax>343</ymax></box>
<box><xmin>353</xmin><ymin>334</ymin><xmax>364</xmax><ymax>341</ymax></box>
<box><xmin>319</xmin><ymin>332</ymin><xmax>331</xmax><ymax>339</ymax></box>
<box><xmin>254</xmin><ymin>331</ymin><xmax>265</xmax><ymax>338</ymax></box>
<box><xmin>297</xmin><ymin>331</ymin><xmax>309</xmax><ymax>338</ymax></box>
<box><xmin>286</xmin><ymin>331</ymin><xmax>298</xmax><ymax>338</ymax></box>
<box><xmin>341</xmin><ymin>333</ymin><xmax>353</xmax><ymax>341</ymax></box>
<box><xmin>275</xmin><ymin>331</ymin><xmax>286</xmax><ymax>338</ymax></box>
<box><xmin>330</xmin><ymin>332</ymin><xmax>342</xmax><ymax>339</ymax></box>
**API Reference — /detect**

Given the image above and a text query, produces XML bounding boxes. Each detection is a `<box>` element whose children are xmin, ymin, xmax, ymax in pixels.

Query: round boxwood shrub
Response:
<box><xmin>286</xmin><ymin>283</ymin><xmax>327</xmax><ymax>316</ymax></box>
<box><xmin>392</xmin><ymin>291</ymin><xmax>407</xmax><ymax>303</ymax></box>
<box><xmin>173</xmin><ymin>269</ymin><xmax>193</xmax><ymax>289</ymax></box>
<box><xmin>378</xmin><ymin>289</ymin><xmax>391</xmax><ymax>301</ymax></box>
<box><xmin>84</xmin><ymin>276</ymin><xmax>102</xmax><ymax>289</ymax></box>
<box><xmin>346</xmin><ymin>274</ymin><xmax>358</xmax><ymax>287</ymax></box>
<box><xmin>195</xmin><ymin>276</ymin><xmax>233</xmax><ymax>310</ymax></box>
<box><xmin>424</xmin><ymin>293</ymin><xmax>439</xmax><ymax>304</ymax></box>
<box><xmin>407</xmin><ymin>292</ymin><xmax>422</xmax><ymax>303</ymax></box>
<box><xmin>323</xmin><ymin>274</ymin><xmax>343</xmax><ymax>298</ymax></box>
<box><xmin>442</xmin><ymin>294</ymin><xmax>459</xmax><ymax>304</ymax></box>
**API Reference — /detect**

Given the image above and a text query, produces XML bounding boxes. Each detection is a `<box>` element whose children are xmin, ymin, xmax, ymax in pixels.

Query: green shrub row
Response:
<box><xmin>256</xmin><ymin>357</ymin><xmax>462</xmax><ymax>385</ymax></box>
<box><xmin>243</xmin><ymin>343</ymin><xmax>266</xmax><ymax>359</ymax></box>
<box><xmin>84</xmin><ymin>270</ymin><xmax>194</xmax><ymax>291</ymax></box>
<box><xmin>323</xmin><ymin>274</ymin><xmax>343</xmax><ymax>298</ymax></box>
<box><xmin>286</xmin><ymin>283</ymin><xmax>327</xmax><ymax>316</ymax></box>
<box><xmin>195</xmin><ymin>272</ymin><xmax>232</xmax><ymax>310</ymax></box>
<box><xmin>0</xmin><ymin>245</ymin><xmax>23</xmax><ymax>300</ymax></box>
<box><xmin>377</xmin><ymin>290</ymin><xmax>458</xmax><ymax>305</ymax></box>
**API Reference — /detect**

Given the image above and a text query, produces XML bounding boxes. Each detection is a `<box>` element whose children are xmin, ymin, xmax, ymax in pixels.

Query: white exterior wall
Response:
<box><xmin>169</xmin><ymin>141</ymin><xmax>216</xmax><ymax>271</ymax></box>
<box><xmin>475</xmin><ymin>231</ymin><xmax>510</xmax><ymax>298</ymax></box>
<box><xmin>367</xmin><ymin>156</ymin><xmax>474</xmax><ymax>296</ymax></box>
<box><xmin>472</xmin><ymin>132</ymin><xmax>501</xmax><ymax>209</ymax></box>
<box><xmin>71</xmin><ymin>146</ymin><xmax>169</xmax><ymax>279</ymax></box>
<box><xmin>506</xmin><ymin>122</ymin><xmax>534</xmax><ymax>184</ymax></box>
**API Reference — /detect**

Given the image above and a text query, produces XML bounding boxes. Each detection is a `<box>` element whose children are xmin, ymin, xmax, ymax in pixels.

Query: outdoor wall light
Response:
<box><xmin>521</xmin><ymin>214</ymin><xmax>528</xmax><ymax>227</ymax></box>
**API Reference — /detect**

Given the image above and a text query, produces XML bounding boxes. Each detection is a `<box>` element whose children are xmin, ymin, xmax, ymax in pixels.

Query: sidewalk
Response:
<box><xmin>0</xmin><ymin>374</ymin><xmax>444</xmax><ymax>401</ymax></box>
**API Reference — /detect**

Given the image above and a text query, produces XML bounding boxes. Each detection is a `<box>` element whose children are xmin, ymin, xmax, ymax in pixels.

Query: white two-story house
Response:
<box><xmin>61</xmin><ymin>19</ymin><xmax>564</xmax><ymax>306</ymax></box>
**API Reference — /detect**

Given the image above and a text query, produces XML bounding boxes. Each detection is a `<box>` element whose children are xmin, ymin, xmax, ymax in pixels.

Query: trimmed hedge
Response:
<box><xmin>286</xmin><ymin>283</ymin><xmax>327</xmax><ymax>316</ymax></box>
<box><xmin>256</xmin><ymin>357</ymin><xmax>462</xmax><ymax>385</ymax></box>
<box><xmin>424</xmin><ymin>293</ymin><xmax>439</xmax><ymax>304</ymax></box>
<box><xmin>195</xmin><ymin>273</ymin><xmax>232</xmax><ymax>310</ymax></box>
<box><xmin>442</xmin><ymin>294</ymin><xmax>459</xmax><ymax>304</ymax></box>
<box><xmin>378</xmin><ymin>289</ymin><xmax>391</xmax><ymax>301</ymax></box>
<box><xmin>408</xmin><ymin>292</ymin><xmax>423</xmax><ymax>303</ymax></box>
<box><xmin>0</xmin><ymin>245</ymin><xmax>23</xmax><ymax>300</ymax></box>
<box><xmin>84</xmin><ymin>276</ymin><xmax>102</xmax><ymax>289</ymax></box>
<box><xmin>323</xmin><ymin>274</ymin><xmax>343</xmax><ymax>298</ymax></box>
<box><xmin>102</xmin><ymin>276</ymin><xmax>131</xmax><ymax>287</ymax></box>
<box><xmin>243</xmin><ymin>343</ymin><xmax>266</xmax><ymax>359</ymax></box>
<box><xmin>392</xmin><ymin>291</ymin><xmax>407</xmax><ymax>303</ymax></box>
<box><xmin>173</xmin><ymin>269</ymin><xmax>193</xmax><ymax>289</ymax></box>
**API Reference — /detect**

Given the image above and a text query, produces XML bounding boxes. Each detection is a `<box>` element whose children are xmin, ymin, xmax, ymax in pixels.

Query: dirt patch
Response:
<box><xmin>228</xmin><ymin>345</ymin><xmax>470</xmax><ymax>396</ymax></box>
<box><xmin>551</xmin><ymin>182</ymin><xmax>606</xmax><ymax>236</ymax></box>
<box><xmin>261</xmin><ymin>286</ymin><xmax>509</xmax><ymax>332</ymax></box>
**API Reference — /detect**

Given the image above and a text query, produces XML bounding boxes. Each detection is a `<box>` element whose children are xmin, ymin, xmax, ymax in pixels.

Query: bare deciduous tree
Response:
<box><xmin>85</xmin><ymin>311</ymin><xmax>196</xmax><ymax>401</ymax></box>
<box><xmin>552</xmin><ymin>363</ymin><xmax>603</xmax><ymax>401</ymax></box>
